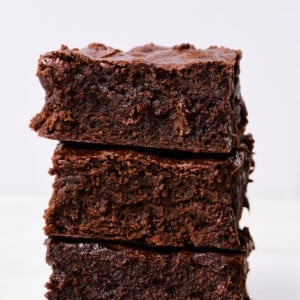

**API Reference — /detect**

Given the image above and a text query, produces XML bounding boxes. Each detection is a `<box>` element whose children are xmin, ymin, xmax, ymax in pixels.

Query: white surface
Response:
<box><xmin>241</xmin><ymin>199</ymin><xmax>300</xmax><ymax>299</ymax></box>
<box><xmin>0</xmin><ymin>194</ymin><xmax>299</xmax><ymax>300</ymax></box>
<box><xmin>0</xmin><ymin>0</ymin><xmax>300</xmax><ymax>199</ymax></box>
<box><xmin>0</xmin><ymin>194</ymin><xmax>50</xmax><ymax>300</ymax></box>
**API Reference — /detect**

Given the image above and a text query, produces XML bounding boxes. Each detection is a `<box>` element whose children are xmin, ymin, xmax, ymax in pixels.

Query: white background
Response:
<box><xmin>0</xmin><ymin>0</ymin><xmax>299</xmax><ymax>299</ymax></box>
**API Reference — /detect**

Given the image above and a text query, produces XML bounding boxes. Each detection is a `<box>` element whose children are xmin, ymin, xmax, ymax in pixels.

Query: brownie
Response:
<box><xmin>30</xmin><ymin>43</ymin><xmax>247</xmax><ymax>153</ymax></box>
<box><xmin>44</xmin><ymin>135</ymin><xmax>254</xmax><ymax>249</ymax></box>
<box><xmin>45</xmin><ymin>232</ymin><xmax>253</xmax><ymax>300</ymax></box>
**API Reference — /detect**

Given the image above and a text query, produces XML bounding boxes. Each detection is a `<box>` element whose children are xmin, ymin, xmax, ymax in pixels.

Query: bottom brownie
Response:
<box><xmin>46</xmin><ymin>235</ymin><xmax>253</xmax><ymax>300</ymax></box>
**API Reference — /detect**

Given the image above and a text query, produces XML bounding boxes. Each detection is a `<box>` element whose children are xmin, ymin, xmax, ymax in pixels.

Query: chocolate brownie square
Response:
<box><xmin>45</xmin><ymin>232</ymin><xmax>253</xmax><ymax>300</ymax></box>
<box><xmin>44</xmin><ymin>136</ymin><xmax>254</xmax><ymax>249</ymax></box>
<box><xmin>30</xmin><ymin>43</ymin><xmax>247</xmax><ymax>153</ymax></box>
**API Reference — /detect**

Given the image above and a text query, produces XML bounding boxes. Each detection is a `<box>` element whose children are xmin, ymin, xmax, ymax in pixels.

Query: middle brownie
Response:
<box><xmin>45</xmin><ymin>137</ymin><xmax>253</xmax><ymax>249</ymax></box>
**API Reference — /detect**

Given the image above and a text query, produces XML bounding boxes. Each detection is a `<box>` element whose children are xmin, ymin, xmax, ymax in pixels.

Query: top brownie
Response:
<box><xmin>30</xmin><ymin>43</ymin><xmax>248</xmax><ymax>153</ymax></box>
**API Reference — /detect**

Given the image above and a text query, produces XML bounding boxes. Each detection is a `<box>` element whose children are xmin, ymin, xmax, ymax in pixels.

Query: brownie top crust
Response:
<box><xmin>52</xmin><ymin>136</ymin><xmax>253</xmax><ymax>174</ymax></box>
<box><xmin>45</xmin><ymin>43</ymin><xmax>241</xmax><ymax>71</ymax></box>
<box><xmin>47</xmin><ymin>226</ymin><xmax>254</xmax><ymax>256</ymax></box>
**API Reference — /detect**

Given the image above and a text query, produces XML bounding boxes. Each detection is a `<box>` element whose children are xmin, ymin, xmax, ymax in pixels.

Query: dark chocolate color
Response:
<box><xmin>45</xmin><ymin>234</ymin><xmax>253</xmax><ymax>300</ymax></box>
<box><xmin>44</xmin><ymin>136</ymin><xmax>254</xmax><ymax>249</ymax></box>
<box><xmin>30</xmin><ymin>43</ymin><xmax>247</xmax><ymax>153</ymax></box>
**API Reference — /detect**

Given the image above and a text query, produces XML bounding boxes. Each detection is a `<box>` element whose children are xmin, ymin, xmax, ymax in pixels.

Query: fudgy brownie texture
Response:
<box><xmin>30</xmin><ymin>43</ymin><xmax>247</xmax><ymax>153</ymax></box>
<box><xmin>45</xmin><ymin>233</ymin><xmax>253</xmax><ymax>300</ymax></box>
<box><xmin>44</xmin><ymin>135</ymin><xmax>254</xmax><ymax>249</ymax></box>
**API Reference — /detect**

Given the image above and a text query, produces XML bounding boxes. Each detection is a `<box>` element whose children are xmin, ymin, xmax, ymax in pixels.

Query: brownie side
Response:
<box><xmin>30</xmin><ymin>43</ymin><xmax>247</xmax><ymax>153</ymax></box>
<box><xmin>45</xmin><ymin>235</ymin><xmax>252</xmax><ymax>300</ymax></box>
<box><xmin>44</xmin><ymin>137</ymin><xmax>254</xmax><ymax>249</ymax></box>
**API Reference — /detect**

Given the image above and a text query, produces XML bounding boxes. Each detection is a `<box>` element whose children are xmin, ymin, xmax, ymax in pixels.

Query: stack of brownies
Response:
<box><xmin>30</xmin><ymin>43</ymin><xmax>254</xmax><ymax>299</ymax></box>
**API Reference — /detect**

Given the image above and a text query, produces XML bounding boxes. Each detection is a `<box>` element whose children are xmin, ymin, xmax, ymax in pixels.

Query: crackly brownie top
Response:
<box><xmin>47</xmin><ymin>43</ymin><xmax>241</xmax><ymax>70</ymax></box>
<box><xmin>53</xmin><ymin>142</ymin><xmax>247</xmax><ymax>171</ymax></box>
